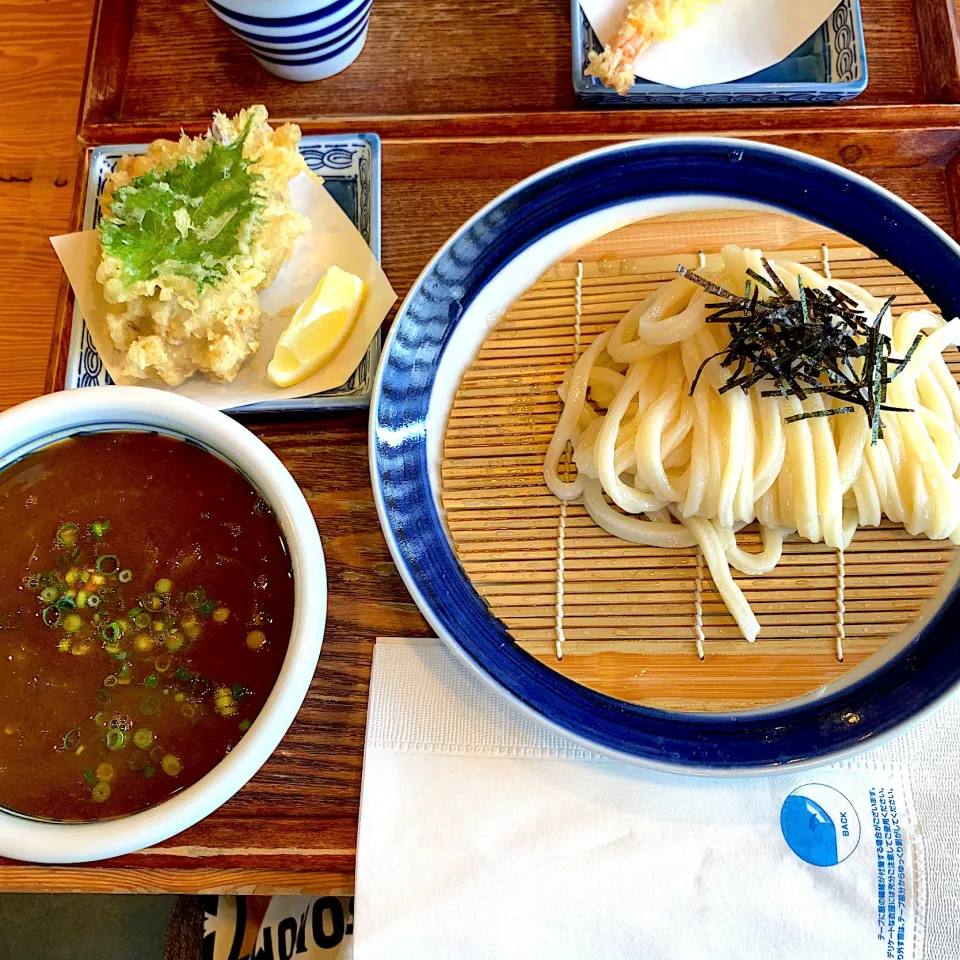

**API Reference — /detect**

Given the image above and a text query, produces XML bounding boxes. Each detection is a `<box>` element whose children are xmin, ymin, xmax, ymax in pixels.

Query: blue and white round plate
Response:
<box><xmin>370</xmin><ymin>137</ymin><xmax>960</xmax><ymax>774</ymax></box>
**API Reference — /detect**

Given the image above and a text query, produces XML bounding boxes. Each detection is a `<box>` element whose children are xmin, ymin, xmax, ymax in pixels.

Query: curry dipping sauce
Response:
<box><xmin>0</xmin><ymin>431</ymin><xmax>294</xmax><ymax>821</ymax></box>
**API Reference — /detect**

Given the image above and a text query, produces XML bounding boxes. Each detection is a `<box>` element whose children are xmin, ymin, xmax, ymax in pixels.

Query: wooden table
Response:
<box><xmin>6</xmin><ymin>0</ymin><xmax>960</xmax><ymax>893</ymax></box>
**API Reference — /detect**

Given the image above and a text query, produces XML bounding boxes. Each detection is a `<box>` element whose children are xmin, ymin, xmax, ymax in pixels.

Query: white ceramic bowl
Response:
<box><xmin>0</xmin><ymin>387</ymin><xmax>326</xmax><ymax>862</ymax></box>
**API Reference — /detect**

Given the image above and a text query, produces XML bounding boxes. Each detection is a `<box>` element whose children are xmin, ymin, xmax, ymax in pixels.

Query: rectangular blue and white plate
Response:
<box><xmin>67</xmin><ymin>133</ymin><xmax>382</xmax><ymax>412</ymax></box>
<box><xmin>572</xmin><ymin>0</ymin><xmax>867</xmax><ymax>107</ymax></box>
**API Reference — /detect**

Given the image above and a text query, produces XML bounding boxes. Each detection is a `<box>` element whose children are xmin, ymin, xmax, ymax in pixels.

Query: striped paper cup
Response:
<box><xmin>206</xmin><ymin>0</ymin><xmax>372</xmax><ymax>82</ymax></box>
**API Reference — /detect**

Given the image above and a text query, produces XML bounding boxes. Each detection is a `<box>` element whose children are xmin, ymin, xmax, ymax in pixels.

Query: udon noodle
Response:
<box><xmin>544</xmin><ymin>245</ymin><xmax>960</xmax><ymax>642</ymax></box>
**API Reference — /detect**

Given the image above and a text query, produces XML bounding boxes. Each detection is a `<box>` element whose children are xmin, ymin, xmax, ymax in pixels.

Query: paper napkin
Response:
<box><xmin>355</xmin><ymin>637</ymin><xmax>960</xmax><ymax>960</ymax></box>
<box><xmin>578</xmin><ymin>0</ymin><xmax>843</xmax><ymax>89</ymax></box>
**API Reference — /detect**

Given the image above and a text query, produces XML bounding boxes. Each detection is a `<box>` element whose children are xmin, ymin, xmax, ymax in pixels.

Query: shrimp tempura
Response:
<box><xmin>586</xmin><ymin>0</ymin><xmax>721</xmax><ymax>95</ymax></box>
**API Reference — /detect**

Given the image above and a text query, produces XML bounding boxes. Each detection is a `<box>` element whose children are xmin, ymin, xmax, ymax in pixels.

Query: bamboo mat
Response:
<box><xmin>440</xmin><ymin>210</ymin><xmax>960</xmax><ymax>712</ymax></box>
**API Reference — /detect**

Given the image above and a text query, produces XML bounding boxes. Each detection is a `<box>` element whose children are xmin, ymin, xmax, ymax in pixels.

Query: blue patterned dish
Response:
<box><xmin>572</xmin><ymin>0</ymin><xmax>867</xmax><ymax>106</ymax></box>
<box><xmin>370</xmin><ymin>137</ymin><xmax>960</xmax><ymax>774</ymax></box>
<box><xmin>67</xmin><ymin>134</ymin><xmax>381</xmax><ymax>413</ymax></box>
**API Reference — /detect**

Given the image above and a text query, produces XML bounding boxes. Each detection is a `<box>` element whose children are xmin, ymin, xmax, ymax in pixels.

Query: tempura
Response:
<box><xmin>97</xmin><ymin>105</ymin><xmax>311</xmax><ymax>385</ymax></box>
<box><xmin>586</xmin><ymin>0</ymin><xmax>721</xmax><ymax>95</ymax></box>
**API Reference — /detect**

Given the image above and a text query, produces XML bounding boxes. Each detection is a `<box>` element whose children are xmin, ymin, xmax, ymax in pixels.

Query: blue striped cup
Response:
<box><xmin>205</xmin><ymin>0</ymin><xmax>372</xmax><ymax>82</ymax></box>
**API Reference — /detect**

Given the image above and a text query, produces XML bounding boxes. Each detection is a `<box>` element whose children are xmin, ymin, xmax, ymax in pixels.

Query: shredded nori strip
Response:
<box><xmin>784</xmin><ymin>406</ymin><xmax>856</xmax><ymax>423</ymax></box>
<box><xmin>888</xmin><ymin>334</ymin><xmax>923</xmax><ymax>382</ymax></box>
<box><xmin>680</xmin><ymin>262</ymin><xmax>919</xmax><ymax>444</ymax></box>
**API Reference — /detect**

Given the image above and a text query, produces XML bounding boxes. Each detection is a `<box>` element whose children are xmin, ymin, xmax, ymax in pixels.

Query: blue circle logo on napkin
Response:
<box><xmin>780</xmin><ymin>783</ymin><xmax>861</xmax><ymax>866</ymax></box>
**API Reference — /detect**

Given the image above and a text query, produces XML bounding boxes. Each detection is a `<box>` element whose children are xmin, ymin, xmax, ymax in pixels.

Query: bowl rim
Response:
<box><xmin>0</xmin><ymin>387</ymin><xmax>325</xmax><ymax>862</ymax></box>
<box><xmin>370</xmin><ymin>135</ymin><xmax>960</xmax><ymax>775</ymax></box>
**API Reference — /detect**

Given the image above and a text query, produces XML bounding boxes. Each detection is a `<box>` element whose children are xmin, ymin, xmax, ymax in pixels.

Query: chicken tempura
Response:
<box><xmin>586</xmin><ymin>0</ymin><xmax>721</xmax><ymax>95</ymax></box>
<box><xmin>97</xmin><ymin>106</ymin><xmax>311</xmax><ymax>386</ymax></box>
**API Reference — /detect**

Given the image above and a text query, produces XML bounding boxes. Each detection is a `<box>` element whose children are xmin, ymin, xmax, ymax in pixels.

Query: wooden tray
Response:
<box><xmin>26</xmin><ymin>0</ymin><xmax>960</xmax><ymax>896</ymax></box>
<box><xmin>440</xmin><ymin>209</ymin><xmax>957</xmax><ymax>712</ymax></box>
<box><xmin>35</xmin><ymin>122</ymin><xmax>960</xmax><ymax>894</ymax></box>
<box><xmin>78</xmin><ymin>0</ymin><xmax>960</xmax><ymax>141</ymax></box>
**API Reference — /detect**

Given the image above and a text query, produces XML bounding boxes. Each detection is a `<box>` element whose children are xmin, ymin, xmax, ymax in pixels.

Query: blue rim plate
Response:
<box><xmin>370</xmin><ymin>137</ymin><xmax>960</xmax><ymax>774</ymax></box>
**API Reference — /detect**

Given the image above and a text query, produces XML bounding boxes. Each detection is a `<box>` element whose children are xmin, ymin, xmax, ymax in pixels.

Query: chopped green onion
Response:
<box><xmin>96</xmin><ymin>555</ymin><xmax>119</xmax><ymax>575</ymax></box>
<box><xmin>76</xmin><ymin>589</ymin><xmax>87</xmax><ymax>607</ymax></box>
<box><xmin>57</xmin><ymin>638</ymin><xmax>70</xmax><ymax>652</ymax></box>
<box><xmin>41</xmin><ymin>605</ymin><xmax>61</xmax><ymax>628</ymax></box>
<box><xmin>93</xmin><ymin>712</ymin><xmax>104</xmax><ymax>727</ymax></box>
<box><xmin>103</xmin><ymin>675</ymin><xmax>118</xmax><ymax>688</ymax></box>
<box><xmin>62</xmin><ymin>613</ymin><xmax>83</xmax><ymax>633</ymax></box>
<box><xmin>90</xmin><ymin>520</ymin><xmax>111</xmax><ymax>538</ymax></box>
<box><xmin>106</xmin><ymin>728</ymin><xmax>125</xmax><ymax>751</ymax></box>
<box><xmin>56</xmin><ymin>595</ymin><xmax>76</xmax><ymax>611</ymax></box>
<box><xmin>100</xmin><ymin>621</ymin><xmax>123</xmax><ymax>642</ymax></box>
<box><xmin>109</xmin><ymin>651</ymin><xmax>128</xmax><ymax>661</ymax></box>
<box><xmin>128</xmin><ymin>606</ymin><xmax>143</xmax><ymax>618</ymax></box>
<box><xmin>143</xmin><ymin>764</ymin><xmax>155</xmax><ymax>778</ymax></box>
<box><xmin>133</xmin><ymin>728</ymin><xmax>154</xmax><ymax>750</ymax></box>
<box><xmin>40</xmin><ymin>586</ymin><xmax>59</xmax><ymax>603</ymax></box>
<box><xmin>165</xmin><ymin>634</ymin><xmax>184</xmax><ymax>652</ymax></box>
<box><xmin>118</xmin><ymin>569</ymin><xmax>133</xmax><ymax>584</ymax></box>
<box><xmin>144</xmin><ymin>674</ymin><xmax>158</xmax><ymax>688</ymax></box>
<box><xmin>91</xmin><ymin>781</ymin><xmax>111</xmax><ymax>803</ymax></box>
<box><xmin>63</xmin><ymin>728</ymin><xmax>81</xmax><ymax>750</ymax></box>
<box><xmin>155</xmin><ymin>578</ymin><xmax>172</xmax><ymax>594</ymax></box>
<box><xmin>239</xmin><ymin>718</ymin><xmax>251</xmax><ymax>733</ymax></box>
<box><xmin>198</xmin><ymin>600</ymin><xmax>215</xmax><ymax>617</ymax></box>
<box><xmin>184</xmin><ymin>590</ymin><xmax>201</xmax><ymax>607</ymax></box>
<box><xmin>87</xmin><ymin>594</ymin><xmax>101</xmax><ymax>609</ymax></box>
<box><xmin>56</xmin><ymin>523</ymin><xmax>79</xmax><ymax>546</ymax></box>
<box><xmin>162</xmin><ymin>754</ymin><xmax>181</xmax><ymax>777</ymax></box>
<box><xmin>141</xmin><ymin>592</ymin><xmax>165</xmax><ymax>613</ymax></box>
<box><xmin>97</xmin><ymin>688</ymin><xmax>109</xmax><ymax>702</ymax></box>
<box><xmin>83</xmin><ymin>768</ymin><xmax>95</xmax><ymax>786</ymax></box>
<box><xmin>231</xmin><ymin>684</ymin><xmax>245</xmax><ymax>701</ymax></box>
<box><xmin>95</xmin><ymin>762</ymin><xmax>114</xmax><ymax>782</ymax></box>
<box><xmin>134</xmin><ymin>612</ymin><xmax>151</xmax><ymax>629</ymax></box>
<box><xmin>176</xmin><ymin>666</ymin><xmax>190</xmax><ymax>681</ymax></box>
<box><xmin>139</xmin><ymin>695</ymin><xmax>160</xmax><ymax>716</ymax></box>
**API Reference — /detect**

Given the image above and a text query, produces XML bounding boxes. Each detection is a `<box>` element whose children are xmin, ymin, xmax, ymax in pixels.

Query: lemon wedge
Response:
<box><xmin>267</xmin><ymin>265</ymin><xmax>367</xmax><ymax>387</ymax></box>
